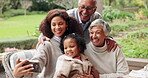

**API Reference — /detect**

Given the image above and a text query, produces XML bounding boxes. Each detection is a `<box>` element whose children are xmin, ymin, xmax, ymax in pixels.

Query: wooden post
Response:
<box><xmin>96</xmin><ymin>0</ymin><xmax>103</xmax><ymax>15</ymax></box>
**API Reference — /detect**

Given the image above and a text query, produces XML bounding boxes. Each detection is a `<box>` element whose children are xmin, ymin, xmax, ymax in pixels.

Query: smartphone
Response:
<box><xmin>19</xmin><ymin>60</ymin><xmax>41</xmax><ymax>73</ymax></box>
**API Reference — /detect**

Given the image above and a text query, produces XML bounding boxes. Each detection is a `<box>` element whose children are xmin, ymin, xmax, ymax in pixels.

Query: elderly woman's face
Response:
<box><xmin>51</xmin><ymin>16</ymin><xmax>67</xmax><ymax>37</ymax></box>
<box><xmin>89</xmin><ymin>26</ymin><xmax>106</xmax><ymax>47</ymax></box>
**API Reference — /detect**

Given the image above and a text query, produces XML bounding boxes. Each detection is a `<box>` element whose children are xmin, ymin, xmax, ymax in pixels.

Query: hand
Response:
<box><xmin>78</xmin><ymin>73</ymin><xmax>94</xmax><ymax>78</ymax></box>
<box><xmin>36</xmin><ymin>36</ymin><xmax>50</xmax><ymax>48</ymax></box>
<box><xmin>13</xmin><ymin>58</ymin><xmax>34</xmax><ymax>77</ymax></box>
<box><xmin>91</xmin><ymin>67</ymin><xmax>99</xmax><ymax>78</ymax></box>
<box><xmin>105</xmin><ymin>37</ymin><xmax>121</xmax><ymax>52</ymax></box>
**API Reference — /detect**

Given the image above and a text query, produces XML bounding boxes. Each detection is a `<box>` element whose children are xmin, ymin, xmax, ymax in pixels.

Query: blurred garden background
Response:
<box><xmin>0</xmin><ymin>0</ymin><xmax>148</xmax><ymax>58</ymax></box>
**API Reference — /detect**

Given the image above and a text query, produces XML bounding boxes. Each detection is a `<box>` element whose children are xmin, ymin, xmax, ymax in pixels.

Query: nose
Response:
<box><xmin>55</xmin><ymin>25</ymin><xmax>60</xmax><ymax>29</ymax></box>
<box><xmin>82</xmin><ymin>9</ymin><xmax>87</xmax><ymax>13</ymax></box>
<box><xmin>92</xmin><ymin>33</ymin><xmax>97</xmax><ymax>39</ymax></box>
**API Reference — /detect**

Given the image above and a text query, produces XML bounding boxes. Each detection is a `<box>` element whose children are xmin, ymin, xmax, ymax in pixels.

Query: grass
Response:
<box><xmin>0</xmin><ymin>14</ymin><xmax>46</xmax><ymax>38</ymax></box>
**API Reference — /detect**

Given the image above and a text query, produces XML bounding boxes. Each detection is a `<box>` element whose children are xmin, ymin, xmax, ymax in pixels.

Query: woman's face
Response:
<box><xmin>51</xmin><ymin>16</ymin><xmax>67</xmax><ymax>37</ymax></box>
<box><xmin>64</xmin><ymin>38</ymin><xmax>80</xmax><ymax>58</ymax></box>
<box><xmin>90</xmin><ymin>26</ymin><xmax>106</xmax><ymax>47</ymax></box>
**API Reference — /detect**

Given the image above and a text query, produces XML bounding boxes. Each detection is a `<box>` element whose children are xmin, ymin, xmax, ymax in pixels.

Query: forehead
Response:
<box><xmin>51</xmin><ymin>16</ymin><xmax>65</xmax><ymax>22</ymax></box>
<box><xmin>64</xmin><ymin>38</ymin><xmax>76</xmax><ymax>43</ymax></box>
<box><xmin>79</xmin><ymin>0</ymin><xmax>96</xmax><ymax>7</ymax></box>
<box><xmin>90</xmin><ymin>26</ymin><xmax>103</xmax><ymax>31</ymax></box>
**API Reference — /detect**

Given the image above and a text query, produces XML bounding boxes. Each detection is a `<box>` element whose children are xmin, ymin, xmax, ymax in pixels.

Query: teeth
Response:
<box><xmin>55</xmin><ymin>30</ymin><xmax>61</xmax><ymax>34</ymax></box>
<box><xmin>82</xmin><ymin>13</ymin><xmax>87</xmax><ymax>16</ymax></box>
<box><xmin>92</xmin><ymin>39</ymin><xmax>99</xmax><ymax>42</ymax></box>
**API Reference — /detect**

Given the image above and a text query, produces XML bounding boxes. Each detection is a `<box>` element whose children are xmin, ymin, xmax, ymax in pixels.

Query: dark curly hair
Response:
<box><xmin>39</xmin><ymin>9</ymin><xmax>83</xmax><ymax>38</ymax></box>
<box><xmin>60</xmin><ymin>33</ymin><xmax>86</xmax><ymax>54</ymax></box>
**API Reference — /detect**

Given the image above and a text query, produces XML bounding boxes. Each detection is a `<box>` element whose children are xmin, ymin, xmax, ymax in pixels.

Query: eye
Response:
<box><xmin>59</xmin><ymin>22</ymin><xmax>63</xmax><ymax>25</ymax></box>
<box><xmin>64</xmin><ymin>47</ymin><xmax>67</xmax><ymax>49</ymax></box>
<box><xmin>51</xmin><ymin>23</ymin><xmax>56</xmax><ymax>26</ymax></box>
<box><xmin>90</xmin><ymin>31</ymin><xmax>94</xmax><ymax>34</ymax></box>
<box><xmin>79</xmin><ymin>5</ymin><xmax>85</xmax><ymax>9</ymax></box>
<box><xmin>96</xmin><ymin>32</ymin><xmax>100</xmax><ymax>34</ymax></box>
<box><xmin>70</xmin><ymin>45</ymin><xmax>75</xmax><ymax>48</ymax></box>
<box><xmin>86</xmin><ymin>7</ymin><xmax>93</xmax><ymax>10</ymax></box>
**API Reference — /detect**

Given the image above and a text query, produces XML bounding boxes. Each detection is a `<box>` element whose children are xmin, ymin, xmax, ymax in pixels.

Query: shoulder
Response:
<box><xmin>93</xmin><ymin>11</ymin><xmax>102</xmax><ymax>19</ymax></box>
<box><xmin>67</xmin><ymin>8</ymin><xmax>78</xmax><ymax>16</ymax></box>
<box><xmin>57</xmin><ymin>55</ymin><xmax>66</xmax><ymax>60</ymax></box>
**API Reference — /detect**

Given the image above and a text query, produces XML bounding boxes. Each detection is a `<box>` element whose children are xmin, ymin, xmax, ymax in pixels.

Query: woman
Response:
<box><xmin>85</xmin><ymin>19</ymin><xmax>129</xmax><ymax>78</ymax></box>
<box><xmin>12</xmin><ymin>9</ymin><xmax>83</xmax><ymax>78</ymax></box>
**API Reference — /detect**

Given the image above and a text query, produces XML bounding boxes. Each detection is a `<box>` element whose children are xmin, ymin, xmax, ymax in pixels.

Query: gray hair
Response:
<box><xmin>78</xmin><ymin>0</ymin><xmax>97</xmax><ymax>7</ymax></box>
<box><xmin>89</xmin><ymin>19</ymin><xmax>111</xmax><ymax>36</ymax></box>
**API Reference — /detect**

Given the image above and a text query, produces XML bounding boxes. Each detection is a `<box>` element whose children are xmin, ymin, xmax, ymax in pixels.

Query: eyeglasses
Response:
<box><xmin>78</xmin><ymin>5</ymin><xmax>96</xmax><ymax>11</ymax></box>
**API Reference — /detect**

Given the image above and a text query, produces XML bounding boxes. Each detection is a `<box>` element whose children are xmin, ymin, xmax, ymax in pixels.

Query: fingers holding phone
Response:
<box><xmin>13</xmin><ymin>59</ymin><xmax>34</xmax><ymax>77</ymax></box>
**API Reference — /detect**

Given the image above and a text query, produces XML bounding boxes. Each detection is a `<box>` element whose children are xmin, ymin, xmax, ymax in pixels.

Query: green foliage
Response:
<box><xmin>30</xmin><ymin>0</ymin><xmax>49</xmax><ymax>11</ymax></box>
<box><xmin>117</xmin><ymin>37</ymin><xmax>148</xmax><ymax>58</ymax></box>
<box><xmin>0</xmin><ymin>37</ymin><xmax>38</xmax><ymax>53</ymax></box>
<box><xmin>127</xmin><ymin>29</ymin><xmax>148</xmax><ymax>39</ymax></box>
<box><xmin>32</xmin><ymin>25</ymin><xmax>40</xmax><ymax>37</ymax></box>
<box><xmin>115</xmin><ymin>24</ymin><xmax>148</xmax><ymax>58</ymax></box>
<box><xmin>0</xmin><ymin>9</ymin><xmax>46</xmax><ymax>18</ymax></box>
<box><xmin>9</xmin><ymin>0</ymin><xmax>21</xmax><ymax>9</ymax></box>
<box><xmin>0</xmin><ymin>9</ymin><xmax>28</xmax><ymax>18</ymax></box>
<box><xmin>103</xmin><ymin>6</ymin><xmax>134</xmax><ymax>22</ymax></box>
<box><xmin>110</xmin><ymin>19</ymin><xmax>148</xmax><ymax>36</ymax></box>
<box><xmin>30</xmin><ymin>0</ymin><xmax>65</xmax><ymax>12</ymax></box>
<box><xmin>140</xmin><ymin>8</ymin><xmax>148</xmax><ymax>17</ymax></box>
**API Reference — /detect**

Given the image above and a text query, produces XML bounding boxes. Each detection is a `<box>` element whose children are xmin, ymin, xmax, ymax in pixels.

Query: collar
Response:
<box><xmin>52</xmin><ymin>35</ymin><xmax>61</xmax><ymax>43</ymax></box>
<box><xmin>63</xmin><ymin>54</ymin><xmax>88</xmax><ymax>64</ymax></box>
<box><xmin>90</xmin><ymin>41</ymin><xmax>107</xmax><ymax>53</ymax></box>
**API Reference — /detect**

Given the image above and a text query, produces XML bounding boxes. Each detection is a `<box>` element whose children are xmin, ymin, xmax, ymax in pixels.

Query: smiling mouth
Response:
<box><xmin>92</xmin><ymin>39</ymin><xmax>99</xmax><ymax>43</ymax></box>
<box><xmin>66</xmin><ymin>52</ymin><xmax>73</xmax><ymax>56</ymax></box>
<box><xmin>55</xmin><ymin>30</ymin><xmax>62</xmax><ymax>34</ymax></box>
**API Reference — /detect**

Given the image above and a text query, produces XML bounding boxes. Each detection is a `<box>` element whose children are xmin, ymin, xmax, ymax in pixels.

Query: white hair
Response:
<box><xmin>89</xmin><ymin>19</ymin><xmax>111</xmax><ymax>36</ymax></box>
<box><xmin>78</xmin><ymin>0</ymin><xmax>97</xmax><ymax>6</ymax></box>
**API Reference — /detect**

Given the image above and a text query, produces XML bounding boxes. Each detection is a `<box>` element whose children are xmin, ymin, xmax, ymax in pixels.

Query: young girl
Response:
<box><xmin>53</xmin><ymin>33</ymin><xmax>99</xmax><ymax>78</ymax></box>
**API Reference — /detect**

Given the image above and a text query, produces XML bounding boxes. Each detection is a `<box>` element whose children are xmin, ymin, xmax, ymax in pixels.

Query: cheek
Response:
<box><xmin>51</xmin><ymin>27</ymin><xmax>54</xmax><ymax>32</ymax></box>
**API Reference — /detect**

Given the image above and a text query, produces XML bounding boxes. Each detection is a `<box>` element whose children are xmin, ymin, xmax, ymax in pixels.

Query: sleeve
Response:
<box><xmin>31</xmin><ymin>41</ymin><xmax>50</xmax><ymax>71</ymax></box>
<box><xmin>53</xmin><ymin>55</ymin><xmax>71</xmax><ymax>78</ymax></box>
<box><xmin>23</xmin><ymin>41</ymin><xmax>51</xmax><ymax>77</ymax></box>
<box><xmin>94</xmin><ymin>11</ymin><xmax>102</xmax><ymax>19</ymax></box>
<box><xmin>38</xmin><ymin>33</ymin><xmax>44</xmax><ymax>41</ymax></box>
<box><xmin>99</xmin><ymin>46</ymin><xmax>129</xmax><ymax>78</ymax></box>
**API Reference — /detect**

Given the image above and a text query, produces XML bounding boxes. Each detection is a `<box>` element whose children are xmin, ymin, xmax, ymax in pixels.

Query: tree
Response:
<box><xmin>0</xmin><ymin>0</ymin><xmax>10</xmax><ymax>15</ymax></box>
<box><xmin>52</xmin><ymin>0</ymin><xmax>76</xmax><ymax>10</ymax></box>
<box><xmin>10</xmin><ymin>0</ymin><xmax>21</xmax><ymax>9</ymax></box>
<box><xmin>20</xmin><ymin>0</ymin><xmax>32</xmax><ymax>15</ymax></box>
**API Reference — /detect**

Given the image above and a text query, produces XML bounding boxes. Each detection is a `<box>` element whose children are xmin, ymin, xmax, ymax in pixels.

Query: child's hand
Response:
<box><xmin>78</xmin><ymin>73</ymin><xmax>94</xmax><ymax>78</ymax></box>
<box><xmin>13</xmin><ymin>58</ymin><xmax>34</xmax><ymax>77</ymax></box>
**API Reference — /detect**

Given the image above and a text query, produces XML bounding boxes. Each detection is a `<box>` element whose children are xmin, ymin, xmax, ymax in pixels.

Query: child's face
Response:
<box><xmin>63</xmin><ymin>38</ymin><xmax>80</xmax><ymax>58</ymax></box>
<box><xmin>51</xmin><ymin>16</ymin><xmax>67</xmax><ymax>37</ymax></box>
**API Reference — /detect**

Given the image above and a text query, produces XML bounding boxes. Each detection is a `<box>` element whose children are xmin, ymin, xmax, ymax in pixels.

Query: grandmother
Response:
<box><xmin>84</xmin><ymin>19</ymin><xmax>129</xmax><ymax>78</ymax></box>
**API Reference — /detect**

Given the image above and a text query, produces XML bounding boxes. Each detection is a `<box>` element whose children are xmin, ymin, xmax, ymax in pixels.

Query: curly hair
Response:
<box><xmin>39</xmin><ymin>9</ymin><xmax>83</xmax><ymax>38</ymax></box>
<box><xmin>60</xmin><ymin>33</ymin><xmax>86</xmax><ymax>54</ymax></box>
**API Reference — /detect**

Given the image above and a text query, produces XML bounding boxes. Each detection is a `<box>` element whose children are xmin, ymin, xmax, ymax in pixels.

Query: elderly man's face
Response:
<box><xmin>90</xmin><ymin>26</ymin><xmax>106</xmax><ymax>47</ymax></box>
<box><xmin>78</xmin><ymin>0</ymin><xmax>96</xmax><ymax>23</ymax></box>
